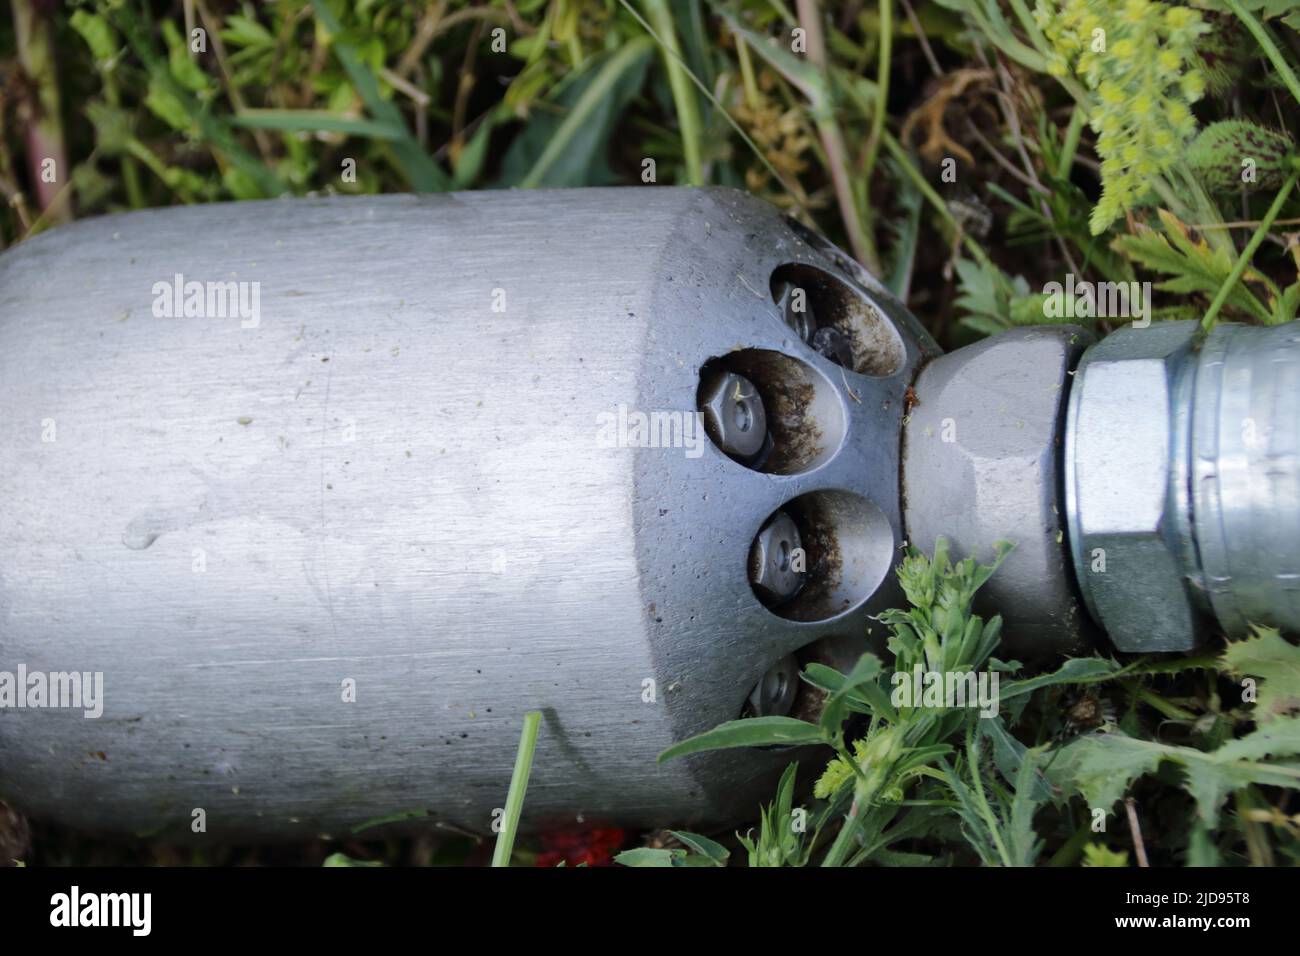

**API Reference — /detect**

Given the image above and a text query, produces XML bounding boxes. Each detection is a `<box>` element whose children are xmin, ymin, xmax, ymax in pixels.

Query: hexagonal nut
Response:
<box><xmin>774</xmin><ymin>280</ymin><xmax>816</xmax><ymax>344</ymax></box>
<box><xmin>700</xmin><ymin>370</ymin><xmax>767</xmax><ymax>459</ymax></box>
<box><xmin>749</xmin><ymin>511</ymin><xmax>804</xmax><ymax>605</ymax></box>
<box><xmin>747</xmin><ymin>654</ymin><xmax>799</xmax><ymax>717</ymax></box>
<box><xmin>903</xmin><ymin>327</ymin><xmax>1093</xmax><ymax>658</ymax></box>
<box><xmin>1065</xmin><ymin>322</ymin><xmax>1204</xmax><ymax>652</ymax></box>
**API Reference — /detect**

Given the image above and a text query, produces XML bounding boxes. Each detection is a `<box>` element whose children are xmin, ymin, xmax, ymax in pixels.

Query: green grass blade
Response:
<box><xmin>623</xmin><ymin>1</ymin><xmax>801</xmax><ymax>200</ymax></box>
<box><xmin>1224</xmin><ymin>0</ymin><xmax>1300</xmax><ymax>111</ymax></box>
<box><xmin>520</xmin><ymin>37</ymin><xmax>654</xmax><ymax>188</ymax></box>
<box><xmin>641</xmin><ymin>0</ymin><xmax>704</xmax><ymax>183</ymax></box>
<box><xmin>1202</xmin><ymin>167</ymin><xmax>1300</xmax><ymax>332</ymax></box>
<box><xmin>231</xmin><ymin>109</ymin><xmax>404</xmax><ymax>141</ymax></box>
<box><xmin>491</xmin><ymin>710</ymin><xmax>542</xmax><ymax>867</ymax></box>
<box><xmin>349</xmin><ymin>808</ymin><xmax>428</xmax><ymax>834</ymax></box>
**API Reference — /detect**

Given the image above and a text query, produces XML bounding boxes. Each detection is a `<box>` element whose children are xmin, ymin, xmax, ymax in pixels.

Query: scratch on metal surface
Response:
<box><xmin>318</xmin><ymin>358</ymin><xmax>339</xmax><ymax>640</ymax></box>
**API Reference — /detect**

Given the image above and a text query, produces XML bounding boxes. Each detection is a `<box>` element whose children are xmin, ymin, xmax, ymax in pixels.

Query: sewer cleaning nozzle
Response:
<box><xmin>0</xmin><ymin>187</ymin><xmax>1295</xmax><ymax>838</ymax></box>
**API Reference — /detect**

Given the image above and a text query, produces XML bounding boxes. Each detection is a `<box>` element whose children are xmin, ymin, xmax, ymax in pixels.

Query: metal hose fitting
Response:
<box><xmin>1064</xmin><ymin>320</ymin><xmax>1300</xmax><ymax>651</ymax></box>
<box><xmin>902</xmin><ymin>326</ymin><xmax>1095</xmax><ymax>659</ymax></box>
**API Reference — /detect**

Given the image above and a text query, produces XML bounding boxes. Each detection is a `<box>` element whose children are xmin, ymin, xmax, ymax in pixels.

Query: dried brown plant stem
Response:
<box><xmin>795</xmin><ymin>0</ymin><xmax>880</xmax><ymax>275</ymax></box>
<box><xmin>11</xmin><ymin>0</ymin><xmax>70</xmax><ymax>224</ymax></box>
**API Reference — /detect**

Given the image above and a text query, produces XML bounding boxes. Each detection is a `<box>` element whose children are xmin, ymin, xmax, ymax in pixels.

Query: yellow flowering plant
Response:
<box><xmin>1036</xmin><ymin>0</ymin><xmax>1210</xmax><ymax>232</ymax></box>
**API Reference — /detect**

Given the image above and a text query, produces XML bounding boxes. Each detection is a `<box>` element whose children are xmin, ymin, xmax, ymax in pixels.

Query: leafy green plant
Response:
<box><xmin>1111</xmin><ymin>208</ymin><xmax>1285</xmax><ymax>324</ymax></box>
<box><xmin>951</xmin><ymin>255</ymin><xmax>1048</xmax><ymax>334</ymax></box>
<box><xmin>1046</xmin><ymin>629</ymin><xmax>1300</xmax><ymax>866</ymax></box>
<box><xmin>1081</xmin><ymin>842</ymin><xmax>1128</xmax><ymax>866</ymax></box>
<box><xmin>652</xmin><ymin>541</ymin><xmax>1125</xmax><ymax>866</ymax></box>
<box><xmin>632</xmin><ymin>542</ymin><xmax>1300</xmax><ymax>867</ymax></box>
<box><xmin>1048</xmin><ymin>715</ymin><xmax>1300</xmax><ymax>828</ymax></box>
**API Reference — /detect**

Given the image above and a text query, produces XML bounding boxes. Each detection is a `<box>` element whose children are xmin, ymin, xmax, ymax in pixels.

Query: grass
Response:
<box><xmin>491</xmin><ymin>711</ymin><xmax>542</xmax><ymax>867</ymax></box>
<box><xmin>3</xmin><ymin>0</ymin><xmax>1300</xmax><ymax>866</ymax></box>
<box><xmin>629</xmin><ymin>542</ymin><xmax>1300</xmax><ymax>867</ymax></box>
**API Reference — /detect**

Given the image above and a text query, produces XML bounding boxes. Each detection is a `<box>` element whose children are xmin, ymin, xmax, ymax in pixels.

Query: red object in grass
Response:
<box><xmin>535</xmin><ymin>828</ymin><xmax>626</xmax><ymax>867</ymax></box>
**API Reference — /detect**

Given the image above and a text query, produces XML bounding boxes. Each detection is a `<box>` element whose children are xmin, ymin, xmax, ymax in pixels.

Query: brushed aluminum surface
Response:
<box><xmin>0</xmin><ymin>188</ymin><xmax>931</xmax><ymax>838</ymax></box>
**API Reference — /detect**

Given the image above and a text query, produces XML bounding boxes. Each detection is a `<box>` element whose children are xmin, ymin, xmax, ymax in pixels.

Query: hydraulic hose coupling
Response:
<box><xmin>902</xmin><ymin>317</ymin><xmax>1300</xmax><ymax>660</ymax></box>
<box><xmin>1064</xmin><ymin>321</ymin><xmax>1300</xmax><ymax>653</ymax></box>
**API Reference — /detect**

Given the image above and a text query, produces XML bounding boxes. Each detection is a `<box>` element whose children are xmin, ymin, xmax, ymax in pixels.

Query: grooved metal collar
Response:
<box><xmin>1192</xmin><ymin>323</ymin><xmax>1300</xmax><ymax>636</ymax></box>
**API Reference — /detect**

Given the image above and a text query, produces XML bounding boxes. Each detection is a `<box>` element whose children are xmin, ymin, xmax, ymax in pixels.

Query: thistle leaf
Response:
<box><xmin>1048</xmin><ymin>718</ymin><xmax>1300</xmax><ymax>826</ymax></box>
<box><xmin>1221</xmin><ymin>625</ymin><xmax>1300</xmax><ymax>720</ymax></box>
